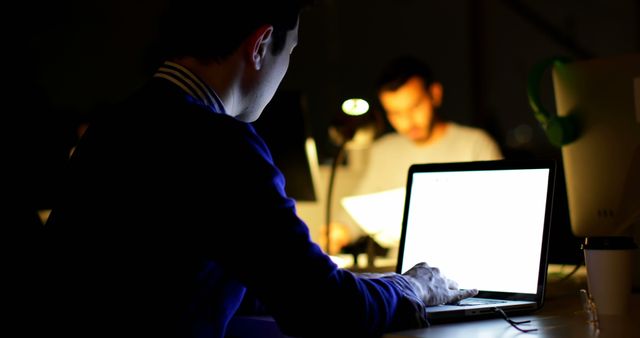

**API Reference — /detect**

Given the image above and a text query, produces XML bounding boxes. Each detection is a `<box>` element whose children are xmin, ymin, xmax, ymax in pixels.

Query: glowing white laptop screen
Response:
<box><xmin>398</xmin><ymin>165</ymin><xmax>551</xmax><ymax>295</ymax></box>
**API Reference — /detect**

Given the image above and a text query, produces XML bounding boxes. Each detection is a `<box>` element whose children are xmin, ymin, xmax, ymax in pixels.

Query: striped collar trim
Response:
<box><xmin>153</xmin><ymin>60</ymin><xmax>226</xmax><ymax>114</ymax></box>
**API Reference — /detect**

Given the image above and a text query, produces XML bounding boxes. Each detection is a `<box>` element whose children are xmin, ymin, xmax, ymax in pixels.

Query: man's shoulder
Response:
<box><xmin>446</xmin><ymin>122</ymin><xmax>489</xmax><ymax>135</ymax></box>
<box><xmin>444</xmin><ymin>122</ymin><xmax>503</xmax><ymax>160</ymax></box>
<box><xmin>445</xmin><ymin>122</ymin><xmax>496</xmax><ymax>142</ymax></box>
<box><xmin>372</xmin><ymin>132</ymin><xmax>411</xmax><ymax>148</ymax></box>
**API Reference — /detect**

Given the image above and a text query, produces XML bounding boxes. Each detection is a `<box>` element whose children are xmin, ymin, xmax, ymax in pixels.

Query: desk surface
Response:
<box><xmin>228</xmin><ymin>265</ymin><xmax>640</xmax><ymax>338</ymax></box>
<box><xmin>384</xmin><ymin>293</ymin><xmax>640</xmax><ymax>338</ymax></box>
<box><xmin>385</xmin><ymin>266</ymin><xmax>640</xmax><ymax>338</ymax></box>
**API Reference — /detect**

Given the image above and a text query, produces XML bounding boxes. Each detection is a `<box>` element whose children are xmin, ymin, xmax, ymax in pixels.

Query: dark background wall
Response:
<box><xmin>282</xmin><ymin>0</ymin><xmax>639</xmax><ymax>161</ymax></box>
<box><xmin>12</xmin><ymin>0</ymin><xmax>639</xmax><ymax>161</ymax></box>
<box><xmin>7</xmin><ymin>0</ymin><xmax>639</xmax><ymax>262</ymax></box>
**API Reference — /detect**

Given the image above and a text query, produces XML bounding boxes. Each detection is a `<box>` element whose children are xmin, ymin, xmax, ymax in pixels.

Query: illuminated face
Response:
<box><xmin>239</xmin><ymin>19</ymin><xmax>299</xmax><ymax>122</ymax></box>
<box><xmin>378</xmin><ymin>76</ymin><xmax>439</xmax><ymax>143</ymax></box>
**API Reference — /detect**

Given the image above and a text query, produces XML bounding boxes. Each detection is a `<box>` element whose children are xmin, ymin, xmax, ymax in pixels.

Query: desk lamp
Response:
<box><xmin>325</xmin><ymin>98</ymin><xmax>387</xmax><ymax>258</ymax></box>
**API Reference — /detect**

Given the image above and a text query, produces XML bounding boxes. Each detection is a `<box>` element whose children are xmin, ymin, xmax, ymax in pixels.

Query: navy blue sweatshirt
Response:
<box><xmin>44</xmin><ymin>71</ymin><xmax>427</xmax><ymax>338</ymax></box>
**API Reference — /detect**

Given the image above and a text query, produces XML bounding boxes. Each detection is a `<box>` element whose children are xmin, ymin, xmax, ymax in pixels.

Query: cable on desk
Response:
<box><xmin>551</xmin><ymin>263</ymin><xmax>582</xmax><ymax>282</ymax></box>
<box><xmin>493</xmin><ymin>307</ymin><xmax>538</xmax><ymax>333</ymax></box>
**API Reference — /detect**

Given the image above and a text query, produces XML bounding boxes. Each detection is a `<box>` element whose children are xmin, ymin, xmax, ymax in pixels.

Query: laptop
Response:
<box><xmin>396</xmin><ymin>159</ymin><xmax>556</xmax><ymax>322</ymax></box>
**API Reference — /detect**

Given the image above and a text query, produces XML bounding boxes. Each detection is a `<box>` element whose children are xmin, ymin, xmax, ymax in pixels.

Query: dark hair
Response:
<box><xmin>375</xmin><ymin>56</ymin><xmax>435</xmax><ymax>93</ymax></box>
<box><xmin>156</xmin><ymin>0</ymin><xmax>314</xmax><ymax>63</ymax></box>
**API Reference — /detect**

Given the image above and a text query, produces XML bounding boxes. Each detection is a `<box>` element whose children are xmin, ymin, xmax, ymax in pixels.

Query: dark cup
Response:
<box><xmin>582</xmin><ymin>236</ymin><xmax>637</xmax><ymax>315</ymax></box>
<box><xmin>581</xmin><ymin>236</ymin><xmax>638</xmax><ymax>250</ymax></box>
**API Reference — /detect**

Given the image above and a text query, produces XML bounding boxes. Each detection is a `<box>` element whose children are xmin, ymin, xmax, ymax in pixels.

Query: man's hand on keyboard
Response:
<box><xmin>402</xmin><ymin>262</ymin><xmax>478</xmax><ymax>306</ymax></box>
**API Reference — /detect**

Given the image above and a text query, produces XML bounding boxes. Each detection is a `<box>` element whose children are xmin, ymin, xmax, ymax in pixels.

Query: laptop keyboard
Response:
<box><xmin>456</xmin><ymin>298</ymin><xmax>507</xmax><ymax>306</ymax></box>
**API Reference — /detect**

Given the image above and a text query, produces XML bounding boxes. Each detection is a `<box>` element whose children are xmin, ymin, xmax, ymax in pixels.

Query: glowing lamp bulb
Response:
<box><xmin>341</xmin><ymin>98</ymin><xmax>369</xmax><ymax>116</ymax></box>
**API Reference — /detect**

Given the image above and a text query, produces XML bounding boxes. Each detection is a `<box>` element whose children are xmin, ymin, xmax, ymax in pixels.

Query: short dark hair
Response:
<box><xmin>375</xmin><ymin>56</ymin><xmax>435</xmax><ymax>93</ymax></box>
<box><xmin>156</xmin><ymin>0</ymin><xmax>314</xmax><ymax>63</ymax></box>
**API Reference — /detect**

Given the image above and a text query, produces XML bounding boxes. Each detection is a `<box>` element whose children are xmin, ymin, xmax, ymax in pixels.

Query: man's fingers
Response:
<box><xmin>448</xmin><ymin>288</ymin><xmax>479</xmax><ymax>304</ymax></box>
<box><xmin>446</xmin><ymin>278</ymin><xmax>459</xmax><ymax>290</ymax></box>
<box><xmin>464</xmin><ymin>288</ymin><xmax>479</xmax><ymax>298</ymax></box>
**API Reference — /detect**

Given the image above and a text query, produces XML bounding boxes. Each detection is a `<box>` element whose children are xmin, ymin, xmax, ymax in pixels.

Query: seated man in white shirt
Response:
<box><xmin>332</xmin><ymin>55</ymin><xmax>503</xmax><ymax>263</ymax></box>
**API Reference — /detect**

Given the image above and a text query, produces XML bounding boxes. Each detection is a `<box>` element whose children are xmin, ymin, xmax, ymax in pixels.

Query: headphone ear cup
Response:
<box><xmin>545</xmin><ymin>114</ymin><xmax>580</xmax><ymax>147</ymax></box>
<box><xmin>527</xmin><ymin>57</ymin><xmax>580</xmax><ymax>147</ymax></box>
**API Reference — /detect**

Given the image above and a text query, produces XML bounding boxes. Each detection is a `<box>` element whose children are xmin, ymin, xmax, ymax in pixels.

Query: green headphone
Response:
<box><xmin>527</xmin><ymin>56</ymin><xmax>580</xmax><ymax>147</ymax></box>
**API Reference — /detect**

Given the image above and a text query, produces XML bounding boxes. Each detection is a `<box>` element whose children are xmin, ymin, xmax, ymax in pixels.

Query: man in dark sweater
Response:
<box><xmin>44</xmin><ymin>1</ymin><xmax>477</xmax><ymax>337</ymax></box>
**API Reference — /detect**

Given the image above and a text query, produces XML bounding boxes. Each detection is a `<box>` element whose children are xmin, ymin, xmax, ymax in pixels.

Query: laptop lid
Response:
<box><xmin>396</xmin><ymin>160</ymin><xmax>556</xmax><ymax>310</ymax></box>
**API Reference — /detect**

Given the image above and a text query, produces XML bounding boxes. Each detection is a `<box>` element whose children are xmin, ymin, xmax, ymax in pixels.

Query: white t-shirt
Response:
<box><xmin>353</xmin><ymin>122</ymin><xmax>503</xmax><ymax>195</ymax></box>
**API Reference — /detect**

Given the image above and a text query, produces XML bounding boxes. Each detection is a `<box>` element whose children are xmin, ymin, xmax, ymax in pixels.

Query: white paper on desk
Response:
<box><xmin>340</xmin><ymin>187</ymin><xmax>405</xmax><ymax>247</ymax></box>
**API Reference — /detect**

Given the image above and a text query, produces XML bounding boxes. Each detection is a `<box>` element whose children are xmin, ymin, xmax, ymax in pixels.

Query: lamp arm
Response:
<box><xmin>324</xmin><ymin>141</ymin><xmax>347</xmax><ymax>254</ymax></box>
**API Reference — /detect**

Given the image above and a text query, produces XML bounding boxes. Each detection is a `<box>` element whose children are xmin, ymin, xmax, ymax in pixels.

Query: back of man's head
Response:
<box><xmin>375</xmin><ymin>56</ymin><xmax>435</xmax><ymax>93</ymax></box>
<box><xmin>156</xmin><ymin>0</ymin><xmax>315</xmax><ymax>63</ymax></box>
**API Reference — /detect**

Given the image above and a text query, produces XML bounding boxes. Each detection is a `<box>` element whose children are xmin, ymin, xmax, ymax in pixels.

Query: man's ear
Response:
<box><xmin>246</xmin><ymin>25</ymin><xmax>274</xmax><ymax>71</ymax></box>
<box><xmin>429</xmin><ymin>81</ymin><xmax>443</xmax><ymax>108</ymax></box>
